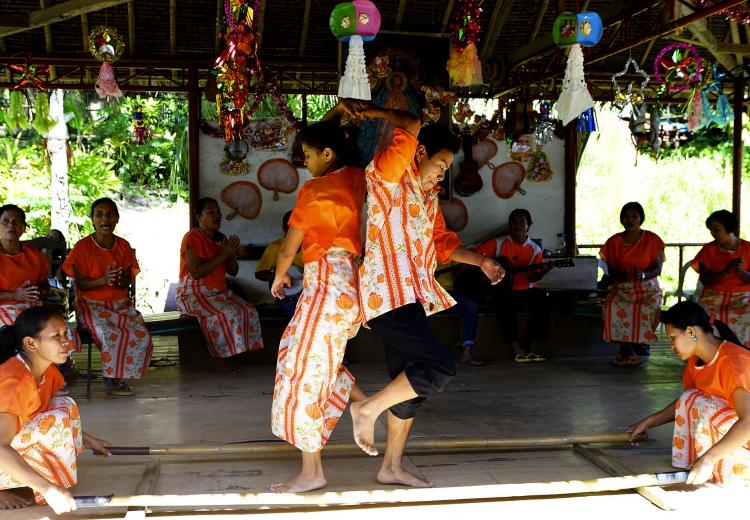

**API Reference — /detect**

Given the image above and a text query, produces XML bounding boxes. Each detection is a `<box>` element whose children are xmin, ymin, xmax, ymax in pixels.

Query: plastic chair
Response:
<box><xmin>663</xmin><ymin>260</ymin><xmax>700</xmax><ymax>304</ymax></box>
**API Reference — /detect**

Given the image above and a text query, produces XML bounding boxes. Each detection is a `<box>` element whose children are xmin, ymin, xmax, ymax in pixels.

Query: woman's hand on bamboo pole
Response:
<box><xmin>41</xmin><ymin>484</ymin><xmax>77</xmax><ymax>514</ymax></box>
<box><xmin>83</xmin><ymin>432</ymin><xmax>112</xmax><ymax>456</ymax></box>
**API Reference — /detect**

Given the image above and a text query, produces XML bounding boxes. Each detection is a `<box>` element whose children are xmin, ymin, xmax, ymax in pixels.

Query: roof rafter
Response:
<box><xmin>440</xmin><ymin>0</ymin><xmax>455</xmax><ymax>32</ymax></box>
<box><xmin>480</xmin><ymin>0</ymin><xmax>514</xmax><ymax>61</ymax></box>
<box><xmin>298</xmin><ymin>0</ymin><xmax>312</xmax><ymax>56</ymax></box>
<box><xmin>0</xmin><ymin>0</ymin><xmax>130</xmax><ymax>38</ymax></box>
<box><xmin>529</xmin><ymin>0</ymin><xmax>550</xmax><ymax>43</ymax></box>
<box><xmin>394</xmin><ymin>0</ymin><xmax>408</xmax><ymax>31</ymax></box>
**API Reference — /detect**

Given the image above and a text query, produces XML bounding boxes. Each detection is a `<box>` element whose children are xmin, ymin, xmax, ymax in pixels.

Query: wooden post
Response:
<box><xmin>733</xmin><ymin>76</ymin><xmax>744</xmax><ymax>227</ymax></box>
<box><xmin>188</xmin><ymin>64</ymin><xmax>200</xmax><ymax>228</ymax></box>
<box><xmin>564</xmin><ymin>120</ymin><xmax>577</xmax><ymax>255</ymax></box>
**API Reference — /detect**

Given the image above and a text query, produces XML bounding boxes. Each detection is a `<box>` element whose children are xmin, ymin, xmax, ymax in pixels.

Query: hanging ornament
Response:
<box><xmin>687</xmin><ymin>93</ymin><xmax>706</xmax><ymax>131</ymax></box>
<box><xmin>553</xmin><ymin>11</ymin><xmax>603</xmax><ymax>47</ymax></box>
<box><xmin>31</xmin><ymin>92</ymin><xmax>57</xmax><ymax>135</ymax></box>
<box><xmin>330</xmin><ymin>1</ymin><xmax>382</xmax><ymax>100</ymax></box>
<box><xmin>611</xmin><ymin>56</ymin><xmax>649</xmax><ymax>112</ymax></box>
<box><xmin>555</xmin><ymin>44</ymin><xmax>594</xmax><ymax>126</ymax></box>
<box><xmin>533</xmin><ymin>101</ymin><xmax>556</xmax><ymax>146</ymax></box>
<box><xmin>8</xmin><ymin>54</ymin><xmax>49</xmax><ymax>90</ymax></box>
<box><xmin>132</xmin><ymin>103</ymin><xmax>150</xmax><ymax>144</ymax></box>
<box><xmin>220</xmin><ymin>135</ymin><xmax>250</xmax><ymax>176</ymax></box>
<box><xmin>629</xmin><ymin>104</ymin><xmax>660</xmax><ymax>160</ymax></box>
<box><xmin>446</xmin><ymin>0</ymin><xmax>483</xmax><ymax>86</ymax></box>
<box><xmin>700</xmin><ymin>66</ymin><xmax>733</xmax><ymax>129</ymax></box>
<box><xmin>420</xmin><ymin>85</ymin><xmax>456</xmax><ymax>126</ymax></box>
<box><xmin>696</xmin><ymin>0</ymin><xmax>750</xmax><ymax>25</ymax></box>
<box><xmin>576</xmin><ymin>107</ymin><xmax>597</xmax><ymax>133</ymax></box>
<box><xmin>654</xmin><ymin>43</ymin><xmax>702</xmax><ymax>93</ymax></box>
<box><xmin>527</xmin><ymin>145</ymin><xmax>553</xmax><ymax>182</ymax></box>
<box><xmin>6</xmin><ymin>90</ymin><xmax>30</xmax><ymax>130</ymax></box>
<box><xmin>89</xmin><ymin>25</ymin><xmax>125</xmax><ymax>99</ymax></box>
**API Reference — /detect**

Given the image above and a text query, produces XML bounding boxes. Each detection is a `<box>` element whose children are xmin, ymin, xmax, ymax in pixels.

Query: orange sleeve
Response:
<box><xmin>61</xmin><ymin>240</ymin><xmax>82</xmax><ymax>278</ymax></box>
<box><xmin>288</xmin><ymin>183</ymin><xmax>315</xmax><ymax>234</ymax></box>
<box><xmin>682</xmin><ymin>361</ymin><xmax>696</xmax><ymax>390</ymax></box>
<box><xmin>598</xmin><ymin>237</ymin><xmax>612</xmax><ymax>264</ymax></box>
<box><xmin>372</xmin><ymin>127</ymin><xmax>418</xmax><ymax>183</ymax></box>
<box><xmin>532</xmin><ymin>248</ymin><xmax>543</xmax><ymax>264</ymax></box>
<box><xmin>649</xmin><ymin>232</ymin><xmax>666</xmax><ymax>261</ymax></box>
<box><xmin>184</xmin><ymin>230</ymin><xmax>207</xmax><ymax>258</ymax></box>
<box><xmin>0</xmin><ymin>373</ymin><xmax>24</xmax><ymax>418</ymax></box>
<box><xmin>473</xmin><ymin>239</ymin><xmax>497</xmax><ymax>258</ymax></box>
<box><xmin>122</xmin><ymin>240</ymin><xmax>140</xmax><ymax>279</ymax></box>
<box><xmin>433</xmin><ymin>209</ymin><xmax>462</xmax><ymax>264</ymax></box>
<box><xmin>691</xmin><ymin>243</ymin><xmax>711</xmax><ymax>273</ymax></box>
<box><xmin>727</xmin><ymin>346</ymin><xmax>750</xmax><ymax>397</ymax></box>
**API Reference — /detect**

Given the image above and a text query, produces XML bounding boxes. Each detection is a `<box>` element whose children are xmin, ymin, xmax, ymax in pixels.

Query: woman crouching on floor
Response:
<box><xmin>0</xmin><ymin>307</ymin><xmax>110</xmax><ymax>514</ymax></box>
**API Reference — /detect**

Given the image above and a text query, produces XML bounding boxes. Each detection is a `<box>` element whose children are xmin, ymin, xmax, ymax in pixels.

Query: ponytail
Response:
<box><xmin>0</xmin><ymin>306</ymin><xmax>62</xmax><ymax>363</ymax></box>
<box><xmin>661</xmin><ymin>301</ymin><xmax>745</xmax><ymax>348</ymax></box>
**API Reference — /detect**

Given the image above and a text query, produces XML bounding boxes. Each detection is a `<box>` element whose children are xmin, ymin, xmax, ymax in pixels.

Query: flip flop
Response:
<box><xmin>528</xmin><ymin>352</ymin><xmax>547</xmax><ymax>362</ymax></box>
<box><xmin>514</xmin><ymin>353</ymin><xmax>533</xmax><ymax>363</ymax></box>
<box><xmin>462</xmin><ymin>357</ymin><xmax>486</xmax><ymax>367</ymax></box>
<box><xmin>613</xmin><ymin>355</ymin><xmax>643</xmax><ymax>367</ymax></box>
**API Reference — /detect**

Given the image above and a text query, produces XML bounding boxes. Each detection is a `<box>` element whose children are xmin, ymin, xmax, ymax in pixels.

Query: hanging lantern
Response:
<box><xmin>553</xmin><ymin>11</ymin><xmax>602</xmax><ymax>47</ymax></box>
<box><xmin>132</xmin><ymin>104</ymin><xmax>150</xmax><ymax>144</ymax></box>
<box><xmin>330</xmin><ymin>0</ymin><xmax>382</xmax><ymax>100</ymax></box>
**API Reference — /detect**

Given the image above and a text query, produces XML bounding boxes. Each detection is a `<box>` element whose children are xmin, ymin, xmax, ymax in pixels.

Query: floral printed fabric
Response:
<box><xmin>272</xmin><ymin>250</ymin><xmax>361</xmax><ymax>452</ymax></box>
<box><xmin>602</xmin><ymin>278</ymin><xmax>662</xmax><ymax>344</ymax></box>
<box><xmin>0</xmin><ymin>396</ymin><xmax>83</xmax><ymax>504</ymax></box>
<box><xmin>673</xmin><ymin>389</ymin><xmax>750</xmax><ymax>484</ymax></box>
<box><xmin>176</xmin><ymin>276</ymin><xmax>263</xmax><ymax>358</ymax></box>
<box><xmin>697</xmin><ymin>289</ymin><xmax>750</xmax><ymax>346</ymax></box>
<box><xmin>76</xmin><ymin>296</ymin><xmax>153</xmax><ymax>379</ymax></box>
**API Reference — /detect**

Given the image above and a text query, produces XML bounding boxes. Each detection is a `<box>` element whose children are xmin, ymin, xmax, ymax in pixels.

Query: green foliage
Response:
<box><xmin>287</xmin><ymin>94</ymin><xmax>338</xmax><ymax>122</ymax></box>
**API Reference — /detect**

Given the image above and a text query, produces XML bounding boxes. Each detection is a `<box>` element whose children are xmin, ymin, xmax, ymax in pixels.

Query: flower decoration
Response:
<box><xmin>654</xmin><ymin>43</ymin><xmax>702</xmax><ymax>93</ymax></box>
<box><xmin>447</xmin><ymin>0</ymin><xmax>483</xmax><ymax>86</ymax></box>
<box><xmin>611</xmin><ymin>57</ymin><xmax>650</xmax><ymax>112</ymax></box>
<box><xmin>527</xmin><ymin>145</ymin><xmax>553</xmax><ymax>182</ymax></box>
<box><xmin>89</xmin><ymin>26</ymin><xmax>125</xmax><ymax>63</ymax></box>
<box><xmin>8</xmin><ymin>54</ymin><xmax>49</xmax><ymax>90</ymax></box>
<box><xmin>453</xmin><ymin>101</ymin><xmax>474</xmax><ymax>125</ymax></box>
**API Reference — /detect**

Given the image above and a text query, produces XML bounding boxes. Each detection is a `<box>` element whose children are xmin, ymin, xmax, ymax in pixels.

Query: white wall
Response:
<box><xmin>198</xmin><ymin>133</ymin><xmax>565</xmax><ymax>303</ymax></box>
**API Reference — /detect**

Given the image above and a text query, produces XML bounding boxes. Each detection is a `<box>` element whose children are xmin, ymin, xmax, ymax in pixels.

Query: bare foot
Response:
<box><xmin>350</xmin><ymin>401</ymin><xmax>378</xmax><ymax>456</ymax></box>
<box><xmin>377</xmin><ymin>467</ymin><xmax>433</xmax><ymax>488</ymax></box>
<box><xmin>0</xmin><ymin>490</ymin><xmax>33</xmax><ymax>510</ymax></box>
<box><xmin>270</xmin><ymin>474</ymin><xmax>327</xmax><ymax>493</ymax></box>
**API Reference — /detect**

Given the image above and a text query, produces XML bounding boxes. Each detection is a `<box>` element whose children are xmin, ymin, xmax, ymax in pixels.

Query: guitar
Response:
<box><xmin>494</xmin><ymin>257</ymin><xmax>574</xmax><ymax>291</ymax></box>
<box><xmin>454</xmin><ymin>134</ymin><xmax>483</xmax><ymax>197</ymax></box>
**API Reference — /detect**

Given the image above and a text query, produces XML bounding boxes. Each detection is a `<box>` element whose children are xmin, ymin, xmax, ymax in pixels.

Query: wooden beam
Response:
<box><xmin>298</xmin><ymin>0</ymin><xmax>312</xmax><ymax>57</ymax></box>
<box><xmin>127</xmin><ymin>0</ymin><xmax>135</xmax><ymax>54</ymax></box>
<box><xmin>678</xmin><ymin>1</ymin><xmax>738</xmax><ymax>70</ymax></box>
<box><xmin>730</xmin><ymin>21</ymin><xmax>742</xmax><ymax>65</ymax></box>
<box><xmin>529</xmin><ymin>0</ymin><xmax>550</xmax><ymax>43</ymax></box>
<box><xmin>440</xmin><ymin>0</ymin><xmax>455</xmax><ymax>33</ymax></box>
<box><xmin>394</xmin><ymin>0</ymin><xmax>408</xmax><ymax>31</ymax></box>
<box><xmin>564</xmin><ymin>120</ymin><xmax>577</xmax><ymax>256</ymax></box>
<box><xmin>188</xmin><ymin>64</ymin><xmax>200</xmax><ymax>228</ymax></box>
<box><xmin>733</xmin><ymin>77</ymin><xmax>744</xmax><ymax>225</ymax></box>
<box><xmin>480</xmin><ymin>0</ymin><xmax>514</xmax><ymax>61</ymax></box>
<box><xmin>214</xmin><ymin>0</ymin><xmax>222</xmax><ymax>54</ymax></box>
<box><xmin>0</xmin><ymin>0</ymin><xmax>130</xmax><ymax>38</ymax></box>
<box><xmin>640</xmin><ymin>38</ymin><xmax>656</xmax><ymax>64</ymax></box>
<box><xmin>716</xmin><ymin>42</ymin><xmax>750</xmax><ymax>54</ymax></box>
<box><xmin>81</xmin><ymin>14</ymin><xmax>92</xmax><ymax>82</ymax></box>
<box><xmin>169</xmin><ymin>0</ymin><xmax>176</xmax><ymax>54</ymax></box>
<box><xmin>40</xmin><ymin>0</ymin><xmax>55</xmax><ymax>78</ymax></box>
<box><xmin>256</xmin><ymin>0</ymin><xmax>266</xmax><ymax>49</ymax></box>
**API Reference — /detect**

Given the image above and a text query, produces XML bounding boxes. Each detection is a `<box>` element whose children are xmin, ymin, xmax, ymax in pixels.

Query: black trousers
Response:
<box><xmin>368</xmin><ymin>303</ymin><xmax>456</xmax><ymax>420</ymax></box>
<box><xmin>493</xmin><ymin>288</ymin><xmax>551</xmax><ymax>343</ymax></box>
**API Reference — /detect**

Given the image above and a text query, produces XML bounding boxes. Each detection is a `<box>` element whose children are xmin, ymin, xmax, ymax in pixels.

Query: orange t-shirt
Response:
<box><xmin>682</xmin><ymin>341</ymin><xmax>750</xmax><ymax>408</ymax></box>
<box><xmin>179</xmin><ymin>228</ymin><xmax>228</xmax><ymax>291</ymax></box>
<box><xmin>0</xmin><ymin>356</ymin><xmax>64</xmax><ymax>434</ymax></box>
<box><xmin>691</xmin><ymin>240</ymin><xmax>750</xmax><ymax>293</ymax></box>
<box><xmin>0</xmin><ymin>244</ymin><xmax>49</xmax><ymax>303</ymax></box>
<box><xmin>599</xmin><ymin>230</ymin><xmax>665</xmax><ymax>275</ymax></box>
<box><xmin>288</xmin><ymin>166</ymin><xmax>366</xmax><ymax>263</ymax></box>
<box><xmin>474</xmin><ymin>235</ymin><xmax>543</xmax><ymax>291</ymax></box>
<box><xmin>62</xmin><ymin>235</ymin><xmax>140</xmax><ymax>302</ymax></box>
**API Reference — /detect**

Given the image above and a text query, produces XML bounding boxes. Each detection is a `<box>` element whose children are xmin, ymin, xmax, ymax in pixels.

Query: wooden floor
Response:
<box><xmin>7</xmin><ymin>339</ymin><xmax>749</xmax><ymax>519</ymax></box>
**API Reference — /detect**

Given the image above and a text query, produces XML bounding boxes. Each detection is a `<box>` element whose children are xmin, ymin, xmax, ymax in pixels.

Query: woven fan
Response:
<box><xmin>220</xmin><ymin>181</ymin><xmax>262</xmax><ymax>220</ymax></box>
<box><xmin>257</xmin><ymin>158</ymin><xmax>300</xmax><ymax>201</ymax></box>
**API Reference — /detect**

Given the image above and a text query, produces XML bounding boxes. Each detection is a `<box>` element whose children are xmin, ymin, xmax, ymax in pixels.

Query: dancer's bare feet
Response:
<box><xmin>270</xmin><ymin>472</ymin><xmax>327</xmax><ymax>493</ymax></box>
<box><xmin>377</xmin><ymin>467</ymin><xmax>433</xmax><ymax>488</ymax></box>
<box><xmin>350</xmin><ymin>401</ymin><xmax>378</xmax><ymax>456</ymax></box>
<box><xmin>0</xmin><ymin>490</ymin><xmax>33</xmax><ymax>510</ymax></box>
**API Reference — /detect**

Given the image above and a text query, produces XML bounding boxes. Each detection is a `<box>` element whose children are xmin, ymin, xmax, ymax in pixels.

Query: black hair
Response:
<box><xmin>661</xmin><ymin>301</ymin><xmax>744</xmax><ymax>348</ymax></box>
<box><xmin>509</xmin><ymin>208</ymin><xmax>533</xmax><ymax>226</ymax></box>
<box><xmin>0</xmin><ymin>204</ymin><xmax>27</xmax><ymax>225</ymax></box>
<box><xmin>90</xmin><ymin>197</ymin><xmax>119</xmax><ymax>218</ymax></box>
<box><xmin>706</xmin><ymin>210</ymin><xmax>739</xmax><ymax>235</ymax></box>
<box><xmin>619</xmin><ymin>201</ymin><xmax>645</xmax><ymax>226</ymax></box>
<box><xmin>417</xmin><ymin>124</ymin><xmax>461</xmax><ymax>157</ymax></box>
<box><xmin>297</xmin><ymin>120</ymin><xmax>360</xmax><ymax>167</ymax></box>
<box><xmin>282</xmin><ymin>210</ymin><xmax>293</xmax><ymax>232</ymax></box>
<box><xmin>195</xmin><ymin>197</ymin><xmax>219</xmax><ymax>216</ymax></box>
<box><xmin>0</xmin><ymin>306</ymin><xmax>61</xmax><ymax>364</ymax></box>
<box><xmin>47</xmin><ymin>229</ymin><xmax>66</xmax><ymax>244</ymax></box>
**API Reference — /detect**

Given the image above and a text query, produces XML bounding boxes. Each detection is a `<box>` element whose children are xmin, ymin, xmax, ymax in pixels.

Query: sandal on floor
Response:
<box><xmin>613</xmin><ymin>355</ymin><xmax>644</xmax><ymax>367</ymax></box>
<box><xmin>461</xmin><ymin>356</ymin><xmax>486</xmax><ymax>367</ymax></box>
<box><xmin>149</xmin><ymin>357</ymin><xmax>176</xmax><ymax>367</ymax></box>
<box><xmin>514</xmin><ymin>353</ymin><xmax>533</xmax><ymax>363</ymax></box>
<box><xmin>527</xmin><ymin>352</ymin><xmax>547</xmax><ymax>362</ymax></box>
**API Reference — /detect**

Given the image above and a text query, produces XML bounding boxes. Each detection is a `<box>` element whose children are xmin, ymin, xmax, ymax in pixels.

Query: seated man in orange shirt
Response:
<box><xmin>474</xmin><ymin>209</ymin><xmax>553</xmax><ymax>362</ymax></box>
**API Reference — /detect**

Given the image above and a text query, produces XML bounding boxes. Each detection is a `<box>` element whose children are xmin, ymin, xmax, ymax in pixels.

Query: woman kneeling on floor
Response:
<box><xmin>627</xmin><ymin>301</ymin><xmax>750</xmax><ymax>485</ymax></box>
<box><xmin>0</xmin><ymin>307</ymin><xmax>111</xmax><ymax>514</ymax></box>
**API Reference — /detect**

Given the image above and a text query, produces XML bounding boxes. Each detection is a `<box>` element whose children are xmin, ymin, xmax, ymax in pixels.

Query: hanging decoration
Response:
<box><xmin>6</xmin><ymin>90</ymin><xmax>30</xmax><ymax>131</ymax></box>
<box><xmin>220</xmin><ymin>136</ymin><xmax>250</xmax><ymax>176</ymax></box>
<box><xmin>701</xmin><ymin>66</ymin><xmax>733</xmax><ymax>129</ymax></box>
<box><xmin>533</xmin><ymin>101</ymin><xmax>556</xmax><ymax>146</ymax></box>
<box><xmin>696</xmin><ymin>0</ymin><xmax>750</xmax><ymax>25</ymax></box>
<box><xmin>611</xmin><ymin>56</ymin><xmax>650</xmax><ymax>112</ymax></box>
<box><xmin>367</xmin><ymin>55</ymin><xmax>391</xmax><ymax>86</ymax></box>
<box><xmin>31</xmin><ymin>92</ymin><xmax>57</xmax><ymax>135</ymax></box>
<box><xmin>576</xmin><ymin>107</ymin><xmax>597</xmax><ymax>133</ymax></box>
<box><xmin>421</xmin><ymin>85</ymin><xmax>456</xmax><ymax>125</ymax></box>
<box><xmin>654</xmin><ymin>42</ymin><xmax>702</xmax><ymax>93</ymax></box>
<box><xmin>527</xmin><ymin>145</ymin><xmax>553</xmax><ymax>182</ymax></box>
<box><xmin>132</xmin><ymin>104</ymin><xmax>150</xmax><ymax>144</ymax></box>
<box><xmin>509</xmin><ymin>138</ymin><xmax>533</xmax><ymax>163</ymax></box>
<box><xmin>492</xmin><ymin>161</ymin><xmax>527</xmax><ymax>199</ymax></box>
<box><xmin>446</xmin><ymin>0</ymin><xmax>483</xmax><ymax>86</ymax></box>
<box><xmin>8</xmin><ymin>54</ymin><xmax>49</xmax><ymax>90</ymax></box>
<box><xmin>552</xmin><ymin>11</ymin><xmax>603</xmax><ymax>47</ymax></box>
<box><xmin>257</xmin><ymin>158</ymin><xmax>300</xmax><ymax>200</ymax></box>
<box><xmin>330</xmin><ymin>0</ymin><xmax>382</xmax><ymax>100</ymax></box>
<box><xmin>89</xmin><ymin>25</ymin><xmax>125</xmax><ymax>99</ymax></box>
<box><xmin>629</xmin><ymin>104</ymin><xmax>660</xmax><ymax>160</ymax></box>
<box><xmin>221</xmin><ymin>180</ymin><xmax>262</xmax><ymax>220</ymax></box>
<box><xmin>555</xmin><ymin>44</ymin><xmax>594</xmax><ymax>126</ymax></box>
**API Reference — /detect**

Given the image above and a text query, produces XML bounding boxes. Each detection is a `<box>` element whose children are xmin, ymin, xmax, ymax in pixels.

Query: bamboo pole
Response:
<box><xmin>105</xmin><ymin>432</ymin><xmax>645</xmax><ymax>457</ymax></box>
<box><xmin>74</xmin><ymin>471</ymin><xmax>688</xmax><ymax>509</ymax></box>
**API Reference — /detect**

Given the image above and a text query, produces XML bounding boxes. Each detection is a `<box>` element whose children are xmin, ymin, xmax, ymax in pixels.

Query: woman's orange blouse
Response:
<box><xmin>682</xmin><ymin>341</ymin><xmax>750</xmax><ymax>408</ymax></box>
<box><xmin>691</xmin><ymin>240</ymin><xmax>750</xmax><ymax>292</ymax></box>
<box><xmin>599</xmin><ymin>230</ymin><xmax>665</xmax><ymax>274</ymax></box>
<box><xmin>0</xmin><ymin>244</ymin><xmax>49</xmax><ymax>303</ymax></box>
<box><xmin>288</xmin><ymin>165</ymin><xmax>366</xmax><ymax>264</ymax></box>
<box><xmin>179</xmin><ymin>228</ymin><xmax>228</xmax><ymax>291</ymax></box>
<box><xmin>62</xmin><ymin>235</ymin><xmax>139</xmax><ymax>302</ymax></box>
<box><xmin>0</xmin><ymin>356</ymin><xmax>64</xmax><ymax>434</ymax></box>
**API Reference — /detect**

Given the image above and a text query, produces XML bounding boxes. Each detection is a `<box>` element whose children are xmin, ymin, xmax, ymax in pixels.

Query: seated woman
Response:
<box><xmin>600</xmin><ymin>202</ymin><xmax>665</xmax><ymax>366</ymax></box>
<box><xmin>692</xmin><ymin>210</ymin><xmax>750</xmax><ymax>346</ymax></box>
<box><xmin>0</xmin><ymin>204</ymin><xmax>50</xmax><ymax>326</ymax></box>
<box><xmin>62</xmin><ymin>197</ymin><xmax>153</xmax><ymax>396</ymax></box>
<box><xmin>627</xmin><ymin>301</ymin><xmax>750</xmax><ymax>486</ymax></box>
<box><xmin>176</xmin><ymin>198</ymin><xmax>263</xmax><ymax>371</ymax></box>
<box><xmin>0</xmin><ymin>306</ymin><xmax>110</xmax><ymax>514</ymax></box>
